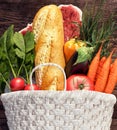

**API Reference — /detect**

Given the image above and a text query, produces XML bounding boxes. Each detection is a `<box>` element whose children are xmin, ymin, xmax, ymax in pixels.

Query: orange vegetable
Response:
<box><xmin>116</xmin><ymin>77</ymin><xmax>117</xmax><ymax>84</ymax></box>
<box><xmin>95</xmin><ymin>56</ymin><xmax>106</xmax><ymax>81</ymax></box>
<box><xmin>94</xmin><ymin>50</ymin><xmax>114</xmax><ymax>92</ymax></box>
<box><xmin>104</xmin><ymin>58</ymin><xmax>117</xmax><ymax>93</ymax></box>
<box><xmin>110</xmin><ymin>63</ymin><xmax>113</xmax><ymax>70</ymax></box>
<box><xmin>87</xmin><ymin>45</ymin><xmax>102</xmax><ymax>83</ymax></box>
<box><xmin>64</xmin><ymin>38</ymin><xmax>86</xmax><ymax>62</ymax></box>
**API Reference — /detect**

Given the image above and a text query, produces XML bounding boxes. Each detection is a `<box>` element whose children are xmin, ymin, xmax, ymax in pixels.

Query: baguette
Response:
<box><xmin>33</xmin><ymin>5</ymin><xmax>65</xmax><ymax>90</ymax></box>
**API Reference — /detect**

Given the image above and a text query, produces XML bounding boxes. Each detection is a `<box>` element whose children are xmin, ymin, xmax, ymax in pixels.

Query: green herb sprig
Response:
<box><xmin>80</xmin><ymin>0</ymin><xmax>116</xmax><ymax>56</ymax></box>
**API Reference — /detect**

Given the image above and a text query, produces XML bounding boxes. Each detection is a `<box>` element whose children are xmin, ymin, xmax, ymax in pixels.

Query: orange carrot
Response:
<box><xmin>87</xmin><ymin>45</ymin><xmax>102</xmax><ymax>83</ymax></box>
<box><xmin>116</xmin><ymin>75</ymin><xmax>117</xmax><ymax>83</ymax></box>
<box><xmin>104</xmin><ymin>58</ymin><xmax>117</xmax><ymax>94</ymax></box>
<box><xmin>94</xmin><ymin>50</ymin><xmax>114</xmax><ymax>92</ymax></box>
<box><xmin>111</xmin><ymin>64</ymin><xmax>117</xmax><ymax>84</ymax></box>
<box><xmin>95</xmin><ymin>56</ymin><xmax>107</xmax><ymax>81</ymax></box>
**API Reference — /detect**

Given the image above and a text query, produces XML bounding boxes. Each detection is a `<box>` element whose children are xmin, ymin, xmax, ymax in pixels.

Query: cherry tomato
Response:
<box><xmin>66</xmin><ymin>74</ymin><xmax>94</xmax><ymax>91</ymax></box>
<box><xmin>10</xmin><ymin>77</ymin><xmax>25</xmax><ymax>91</ymax></box>
<box><xmin>24</xmin><ymin>84</ymin><xmax>40</xmax><ymax>90</ymax></box>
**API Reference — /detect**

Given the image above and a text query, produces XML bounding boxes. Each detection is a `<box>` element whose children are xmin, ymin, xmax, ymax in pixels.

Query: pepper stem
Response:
<box><xmin>75</xmin><ymin>37</ymin><xmax>79</xmax><ymax>43</ymax></box>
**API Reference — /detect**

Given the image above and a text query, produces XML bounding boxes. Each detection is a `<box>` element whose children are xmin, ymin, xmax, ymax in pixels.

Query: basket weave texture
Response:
<box><xmin>1</xmin><ymin>90</ymin><xmax>116</xmax><ymax>130</ymax></box>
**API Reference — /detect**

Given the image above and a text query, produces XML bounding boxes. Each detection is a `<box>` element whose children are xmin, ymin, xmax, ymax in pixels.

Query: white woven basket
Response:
<box><xmin>1</xmin><ymin>63</ymin><xmax>117</xmax><ymax>130</ymax></box>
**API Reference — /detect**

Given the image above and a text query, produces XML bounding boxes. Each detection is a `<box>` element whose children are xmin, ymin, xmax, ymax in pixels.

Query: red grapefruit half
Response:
<box><xmin>59</xmin><ymin>4</ymin><xmax>82</xmax><ymax>43</ymax></box>
<box><xmin>19</xmin><ymin>23</ymin><xmax>32</xmax><ymax>35</ymax></box>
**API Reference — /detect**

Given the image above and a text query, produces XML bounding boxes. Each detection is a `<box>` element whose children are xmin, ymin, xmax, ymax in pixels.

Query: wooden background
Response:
<box><xmin>0</xmin><ymin>0</ymin><xmax>117</xmax><ymax>130</ymax></box>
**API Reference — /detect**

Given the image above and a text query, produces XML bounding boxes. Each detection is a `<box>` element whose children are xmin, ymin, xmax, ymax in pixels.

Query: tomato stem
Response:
<box><xmin>75</xmin><ymin>37</ymin><xmax>79</xmax><ymax>43</ymax></box>
<box><xmin>79</xmin><ymin>84</ymin><xmax>84</xmax><ymax>90</ymax></box>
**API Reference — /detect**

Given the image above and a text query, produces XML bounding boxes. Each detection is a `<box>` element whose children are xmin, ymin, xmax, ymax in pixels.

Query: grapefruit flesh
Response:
<box><xmin>19</xmin><ymin>23</ymin><xmax>32</xmax><ymax>35</ymax></box>
<box><xmin>59</xmin><ymin>4</ymin><xmax>82</xmax><ymax>43</ymax></box>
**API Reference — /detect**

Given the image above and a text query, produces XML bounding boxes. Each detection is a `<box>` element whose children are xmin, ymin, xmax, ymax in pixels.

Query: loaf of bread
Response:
<box><xmin>32</xmin><ymin>5</ymin><xmax>65</xmax><ymax>90</ymax></box>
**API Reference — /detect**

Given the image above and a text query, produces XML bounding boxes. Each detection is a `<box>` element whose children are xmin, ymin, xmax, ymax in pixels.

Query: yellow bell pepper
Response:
<box><xmin>64</xmin><ymin>38</ymin><xmax>86</xmax><ymax>62</ymax></box>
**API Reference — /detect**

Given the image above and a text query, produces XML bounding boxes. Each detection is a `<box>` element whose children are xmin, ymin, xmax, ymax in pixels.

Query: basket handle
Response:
<box><xmin>29</xmin><ymin>63</ymin><xmax>66</xmax><ymax>90</ymax></box>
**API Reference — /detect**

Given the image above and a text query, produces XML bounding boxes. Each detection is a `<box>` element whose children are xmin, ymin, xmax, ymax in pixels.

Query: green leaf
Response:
<box><xmin>24</xmin><ymin>32</ymin><xmax>35</xmax><ymax>53</ymax></box>
<box><xmin>92</xmin><ymin>30</ymin><xmax>97</xmax><ymax>42</ymax></box>
<box><xmin>6</xmin><ymin>25</ymin><xmax>14</xmax><ymax>46</ymax></box>
<box><xmin>0</xmin><ymin>25</ymin><xmax>14</xmax><ymax>79</ymax></box>
<box><xmin>15</xmin><ymin>48</ymin><xmax>25</xmax><ymax>59</ymax></box>
<box><xmin>13</xmin><ymin>32</ymin><xmax>25</xmax><ymax>53</ymax></box>
<box><xmin>25</xmin><ymin>52</ymin><xmax>34</xmax><ymax>64</ymax></box>
<box><xmin>0</xmin><ymin>25</ymin><xmax>19</xmax><ymax>78</ymax></box>
<box><xmin>74</xmin><ymin>47</ymin><xmax>95</xmax><ymax>64</ymax></box>
<box><xmin>0</xmin><ymin>62</ymin><xmax>9</xmax><ymax>73</ymax></box>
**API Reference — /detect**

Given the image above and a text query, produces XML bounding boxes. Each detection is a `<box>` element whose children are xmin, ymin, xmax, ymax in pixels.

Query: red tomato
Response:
<box><xmin>10</xmin><ymin>77</ymin><xmax>25</xmax><ymax>91</ymax></box>
<box><xmin>66</xmin><ymin>74</ymin><xmax>94</xmax><ymax>91</ymax></box>
<box><xmin>24</xmin><ymin>84</ymin><xmax>40</xmax><ymax>90</ymax></box>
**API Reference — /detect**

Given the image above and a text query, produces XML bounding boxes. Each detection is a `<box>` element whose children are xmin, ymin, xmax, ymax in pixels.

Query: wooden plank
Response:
<box><xmin>111</xmin><ymin>119</ymin><xmax>117</xmax><ymax>130</ymax></box>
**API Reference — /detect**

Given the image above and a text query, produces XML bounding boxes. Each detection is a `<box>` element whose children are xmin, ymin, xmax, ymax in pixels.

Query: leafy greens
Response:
<box><xmin>0</xmin><ymin>25</ymin><xmax>35</xmax><ymax>94</ymax></box>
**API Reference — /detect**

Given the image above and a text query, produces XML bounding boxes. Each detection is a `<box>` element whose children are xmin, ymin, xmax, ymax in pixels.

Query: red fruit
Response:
<box><xmin>19</xmin><ymin>23</ymin><xmax>32</xmax><ymax>35</ymax></box>
<box><xmin>67</xmin><ymin>74</ymin><xmax>94</xmax><ymax>91</ymax></box>
<box><xmin>59</xmin><ymin>4</ymin><xmax>82</xmax><ymax>42</ymax></box>
<box><xmin>10</xmin><ymin>77</ymin><xmax>25</xmax><ymax>91</ymax></box>
<box><xmin>24</xmin><ymin>84</ymin><xmax>40</xmax><ymax>90</ymax></box>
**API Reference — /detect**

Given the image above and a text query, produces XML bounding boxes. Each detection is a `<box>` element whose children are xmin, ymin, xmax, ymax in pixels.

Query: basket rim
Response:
<box><xmin>1</xmin><ymin>90</ymin><xmax>116</xmax><ymax>104</ymax></box>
